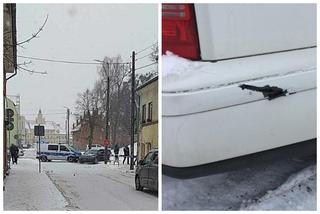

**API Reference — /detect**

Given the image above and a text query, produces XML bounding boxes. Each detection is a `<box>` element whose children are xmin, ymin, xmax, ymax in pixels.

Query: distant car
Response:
<box><xmin>18</xmin><ymin>149</ymin><xmax>24</xmax><ymax>157</ymax></box>
<box><xmin>22</xmin><ymin>144</ymin><xmax>29</xmax><ymax>149</ymax></box>
<box><xmin>85</xmin><ymin>144</ymin><xmax>104</xmax><ymax>151</ymax></box>
<box><xmin>135</xmin><ymin>149</ymin><xmax>158</xmax><ymax>191</ymax></box>
<box><xmin>79</xmin><ymin>149</ymin><xmax>105</xmax><ymax>164</ymax></box>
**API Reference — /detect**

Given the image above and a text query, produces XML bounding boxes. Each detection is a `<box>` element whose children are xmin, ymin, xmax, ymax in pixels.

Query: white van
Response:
<box><xmin>162</xmin><ymin>4</ymin><xmax>316</xmax><ymax>168</ymax></box>
<box><xmin>36</xmin><ymin>143</ymin><xmax>81</xmax><ymax>162</ymax></box>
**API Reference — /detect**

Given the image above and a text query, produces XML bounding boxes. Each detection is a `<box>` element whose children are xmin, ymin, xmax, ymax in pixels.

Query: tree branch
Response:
<box><xmin>16</xmin><ymin>14</ymin><xmax>48</xmax><ymax>46</ymax></box>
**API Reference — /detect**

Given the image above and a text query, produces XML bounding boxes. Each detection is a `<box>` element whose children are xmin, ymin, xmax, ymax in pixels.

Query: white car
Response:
<box><xmin>162</xmin><ymin>4</ymin><xmax>316</xmax><ymax>168</ymax></box>
<box><xmin>85</xmin><ymin>144</ymin><xmax>105</xmax><ymax>151</ymax></box>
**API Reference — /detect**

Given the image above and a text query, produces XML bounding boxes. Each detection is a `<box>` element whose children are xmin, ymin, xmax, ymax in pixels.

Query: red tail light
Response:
<box><xmin>162</xmin><ymin>3</ymin><xmax>200</xmax><ymax>60</ymax></box>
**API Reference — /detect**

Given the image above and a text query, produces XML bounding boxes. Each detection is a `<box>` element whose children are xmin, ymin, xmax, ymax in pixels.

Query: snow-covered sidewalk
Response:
<box><xmin>4</xmin><ymin>159</ymin><xmax>67</xmax><ymax>210</ymax></box>
<box><xmin>241</xmin><ymin>165</ymin><xmax>316</xmax><ymax>210</ymax></box>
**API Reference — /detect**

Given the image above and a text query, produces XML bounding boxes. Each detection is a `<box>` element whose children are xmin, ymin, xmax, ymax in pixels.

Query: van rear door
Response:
<box><xmin>194</xmin><ymin>4</ymin><xmax>316</xmax><ymax>60</ymax></box>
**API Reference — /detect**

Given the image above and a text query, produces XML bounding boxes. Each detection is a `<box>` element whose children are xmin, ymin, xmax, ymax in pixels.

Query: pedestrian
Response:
<box><xmin>104</xmin><ymin>146</ymin><xmax>111</xmax><ymax>164</ymax></box>
<box><xmin>9</xmin><ymin>144</ymin><xmax>19</xmax><ymax>164</ymax></box>
<box><xmin>123</xmin><ymin>145</ymin><xmax>130</xmax><ymax>164</ymax></box>
<box><xmin>114</xmin><ymin>144</ymin><xmax>119</xmax><ymax>166</ymax></box>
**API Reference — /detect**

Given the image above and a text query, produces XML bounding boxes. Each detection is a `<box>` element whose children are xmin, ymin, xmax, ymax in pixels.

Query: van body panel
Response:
<box><xmin>194</xmin><ymin>4</ymin><xmax>316</xmax><ymax>60</ymax></box>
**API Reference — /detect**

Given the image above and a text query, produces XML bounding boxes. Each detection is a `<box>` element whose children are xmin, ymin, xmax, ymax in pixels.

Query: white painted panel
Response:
<box><xmin>195</xmin><ymin>4</ymin><xmax>316</xmax><ymax>60</ymax></box>
<box><xmin>162</xmin><ymin>89</ymin><xmax>316</xmax><ymax>167</ymax></box>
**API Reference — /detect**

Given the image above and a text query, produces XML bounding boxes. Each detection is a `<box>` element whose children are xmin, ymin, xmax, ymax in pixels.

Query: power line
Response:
<box><xmin>17</xmin><ymin>55</ymin><xmax>130</xmax><ymax>65</ymax></box>
<box><xmin>136</xmin><ymin>42</ymin><xmax>157</xmax><ymax>55</ymax></box>
<box><xmin>135</xmin><ymin>52</ymin><xmax>153</xmax><ymax>61</ymax></box>
<box><xmin>135</xmin><ymin>62</ymin><xmax>157</xmax><ymax>71</ymax></box>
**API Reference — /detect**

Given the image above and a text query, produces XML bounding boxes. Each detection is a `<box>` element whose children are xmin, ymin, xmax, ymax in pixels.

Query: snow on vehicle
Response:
<box><xmin>162</xmin><ymin>4</ymin><xmax>316</xmax><ymax>168</ymax></box>
<box><xmin>36</xmin><ymin>143</ymin><xmax>81</xmax><ymax>162</ymax></box>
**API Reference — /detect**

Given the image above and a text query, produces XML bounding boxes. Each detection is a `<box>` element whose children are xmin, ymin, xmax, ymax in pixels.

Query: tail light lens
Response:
<box><xmin>162</xmin><ymin>3</ymin><xmax>200</xmax><ymax>60</ymax></box>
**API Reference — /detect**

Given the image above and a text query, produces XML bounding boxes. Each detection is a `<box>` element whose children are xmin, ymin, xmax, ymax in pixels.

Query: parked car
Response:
<box><xmin>79</xmin><ymin>149</ymin><xmax>106</xmax><ymax>164</ymax></box>
<box><xmin>162</xmin><ymin>4</ymin><xmax>316</xmax><ymax>168</ymax></box>
<box><xmin>36</xmin><ymin>143</ymin><xmax>81</xmax><ymax>162</ymax></box>
<box><xmin>135</xmin><ymin>149</ymin><xmax>158</xmax><ymax>192</ymax></box>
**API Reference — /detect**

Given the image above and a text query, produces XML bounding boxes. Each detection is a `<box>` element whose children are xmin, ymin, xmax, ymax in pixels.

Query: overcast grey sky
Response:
<box><xmin>7</xmin><ymin>4</ymin><xmax>158</xmax><ymax>129</ymax></box>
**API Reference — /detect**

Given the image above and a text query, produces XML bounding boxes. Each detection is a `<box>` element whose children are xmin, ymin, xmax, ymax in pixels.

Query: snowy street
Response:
<box><xmin>162</xmin><ymin>141</ymin><xmax>316</xmax><ymax>210</ymax></box>
<box><xmin>4</xmin><ymin>149</ymin><xmax>158</xmax><ymax>211</ymax></box>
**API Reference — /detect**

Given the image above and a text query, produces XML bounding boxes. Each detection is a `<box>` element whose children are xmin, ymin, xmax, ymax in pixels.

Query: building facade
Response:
<box><xmin>136</xmin><ymin>76</ymin><xmax>158</xmax><ymax>160</ymax></box>
<box><xmin>5</xmin><ymin>97</ymin><xmax>19</xmax><ymax>150</ymax></box>
<box><xmin>72</xmin><ymin>110</ymin><xmax>105</xmax><ymax>150</ymax></box>
<box><xmin>3</xmin><ymin>3</ymin><xmax>17</xmax><ymax>177</ymax></box>
<box><xmin>25</xmin><ymin>110</ymin><xmax>66</xmax><ymax>145</ymax></box>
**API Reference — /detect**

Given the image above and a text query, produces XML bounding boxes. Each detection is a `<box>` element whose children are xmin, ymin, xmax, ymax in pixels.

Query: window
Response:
<box><xmin>142</xmin><ymin>104</ymin><xmax>146</xmax><ymax>123</ymax></box>
<box><xmin>147</xmin><ymin>102</ymin><xmax>152</xmax><ymax>122</ymax></box>
<box><xmin>152</xmin><ymin>152</ymin><xmax>158</xmax><ymax>164</ymax></box>
<box><xmin>141</xmin><ymin>143</ymin><xmax>145</xmax><ymax>158</ymax></box>
<box><xmin>142</xmin><ymin>152</ymin><xmax>154</xmax><ymax>165</ymax></box>
<box><xmin>48</xmin><ymin>145</ymin><xmax>58</xmax><ymax>151</ymax></box>
<box><xmin>146</xmin><ymin>142</ymin><xmax>152</xmax><ymax>153</ymax></box>
<box><xmin>142</xmin><ymin>151</ymin><xmax>157</xmax><ymax>165</ymax></box>
<box><xmin>60</xmin><ymin>145</ymin><xmax>69</xmax><ymax>152</ymax></box>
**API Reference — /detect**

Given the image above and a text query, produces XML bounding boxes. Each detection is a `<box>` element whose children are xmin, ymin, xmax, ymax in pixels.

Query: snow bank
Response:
<box><xmin>240</xmin><ymin>165</ymin><xmax>316</xmax><ymax>210</ymax></box>
<box><xmin>162</xmin><ymin>51</ymin><xmax>207</xmax><ymax>78</ymax></box>
<box><xmin>162</xmin><ymin>48</ymin><xmax>315</xmax><ymax>93</ymax></box>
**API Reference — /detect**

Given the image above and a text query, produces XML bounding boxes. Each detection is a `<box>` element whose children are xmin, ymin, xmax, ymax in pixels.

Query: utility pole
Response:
<box><xmin>106</xmin><ymin>76</ymin><xmax>110</xmax><ymax>142</ymax></box>
<box><xmin>67</xmin><ymin>108</ymin><xmax>70</xmax><ymax>145</ymax></box>
<box><xmin>130</xmin><ymin>51</ymin><xmax>135</xmax><ymax>170</ymax></box>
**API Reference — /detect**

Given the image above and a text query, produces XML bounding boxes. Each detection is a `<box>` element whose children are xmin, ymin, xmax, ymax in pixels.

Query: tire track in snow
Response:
<box><xmin>45</xmin><ymin>171</ymin><xmax>80</xmax><ymax>210</ymax></box>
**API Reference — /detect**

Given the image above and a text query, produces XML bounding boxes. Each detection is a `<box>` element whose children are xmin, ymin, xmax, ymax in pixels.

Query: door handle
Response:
<box><xmin>239</xmin><ymin>84</ymin><xmax>288</xmax><ymax>100</ymax></box>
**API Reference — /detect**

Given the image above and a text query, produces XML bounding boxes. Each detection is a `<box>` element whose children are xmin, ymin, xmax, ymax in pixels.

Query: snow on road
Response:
<box><xmin>162</xmin><ymin>142</ymin><xmax>316</xmax><ymax>210</ymax></box>
<box><xmin>4</xmin><ymin>149</ymin><xmax>157</xmax><ymax>211</ymax></box>
<box><xmin>241</xmin><ymin>165</ymin><xmax>316</xmax><ymax>210</ymax></box>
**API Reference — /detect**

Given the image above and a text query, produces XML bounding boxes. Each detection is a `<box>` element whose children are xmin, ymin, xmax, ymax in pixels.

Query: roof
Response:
<box><xmin>26</xmin><ymin>120</ymin><xmax>65</xmax><ymax>134</ymax></box>
<box><xmin>136</xmin><ymin>76</ymin><xmax>158</xmax><ymax>91</ymax></box>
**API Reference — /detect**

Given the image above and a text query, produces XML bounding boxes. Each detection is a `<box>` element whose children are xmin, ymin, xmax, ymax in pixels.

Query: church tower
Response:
<box><xmin>35</xmin><ymin>109</ymin><xmax>45</xmax><ymax>124</ymax></box>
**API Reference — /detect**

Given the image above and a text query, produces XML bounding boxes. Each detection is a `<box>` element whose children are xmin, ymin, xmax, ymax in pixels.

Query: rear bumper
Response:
<box><xmin>163</xmin><ymin>89</ymin><xmax>316</xmax><ymax>167</ymax></box>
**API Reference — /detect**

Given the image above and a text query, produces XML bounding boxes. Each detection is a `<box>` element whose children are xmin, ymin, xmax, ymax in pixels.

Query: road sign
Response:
<box><xmin>6</xmin><ymin>108</ymin><xmax>14</xmax><ymax>131</ymax></box>
<box><xmin>34</xmin><ymin>125</ymin><xmax>45</xmax><ymax>136</ymax></box>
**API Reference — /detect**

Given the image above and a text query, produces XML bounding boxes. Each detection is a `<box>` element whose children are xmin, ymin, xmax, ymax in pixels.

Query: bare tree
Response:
<box><xmin>75</xmin><ymin>89</ymin><xmax>98</xmax><ymax>149</ymax></box>
<box><xmin>75</xmin><ymin>55</ymin><xmax>134</xmax><ymax>148</ymax></box>
<box><xmin>97</xmin><ymin>56</ymin><xmax>131</xmax><ymax>146</ymax></box>
<box><xmin>150</xmin><ymin>43</ymin><xmax>158</xmax><ymax>63</ymax></box>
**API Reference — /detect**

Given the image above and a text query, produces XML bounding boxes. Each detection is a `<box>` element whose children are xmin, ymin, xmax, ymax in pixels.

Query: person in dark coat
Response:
<box><xmin>10</xmin><ymin>144</ymin><xmax>19</xmax><ymax>164</ymax></box>
<box><xmin>114</xmin><ymin>144</ymin><xmax>119</xmax><ymax>165</ymax></box>
<box><xmin>104</xmin><ymin>147</ymin><xmax>111</xmax><ymax>164</ymax></box>
<box><xmin>123</xmin><ymin>145</ymin><xmax>129</xmax><ymax>164</ymax></box>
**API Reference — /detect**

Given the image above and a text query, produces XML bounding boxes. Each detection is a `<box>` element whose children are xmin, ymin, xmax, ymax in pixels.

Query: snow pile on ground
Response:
<box><xmin>240</xmin><ymin>165</ymin><xmax>316</xmax><ymax>210</ymax></box>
